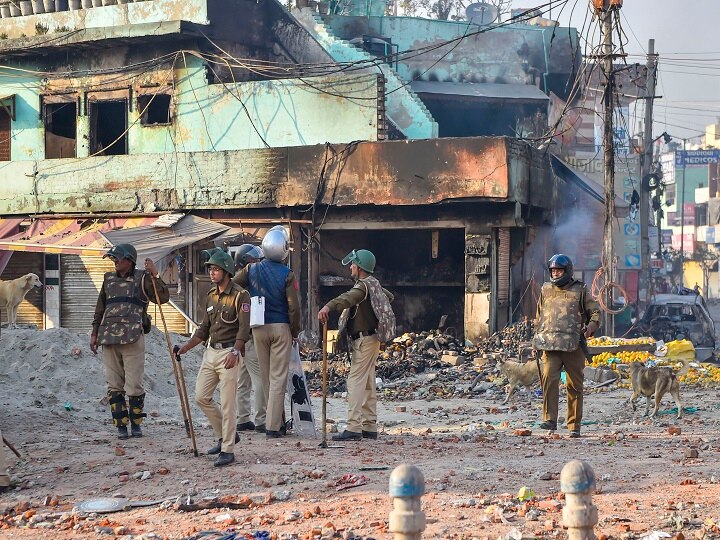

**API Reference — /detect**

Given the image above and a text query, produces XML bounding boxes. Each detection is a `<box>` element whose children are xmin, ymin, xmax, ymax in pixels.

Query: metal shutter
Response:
<box><xmin>498</xmin><ymin>228</ymin><xmax>510</xmax><ymax>303</ymax></box>
<box><xmin>0</xmin><ymin>252</ymin><xmax>44</xmax><ymax>328</ymax></box>
<box><xmin>147</xmin><ymin>287</ymin><xmax>188</xmax><ymax>335</ymax></box>
<box><xmin>61</xmin><ymin>255</ymin><xmax>113</xmax><ymax>332</ymax></box>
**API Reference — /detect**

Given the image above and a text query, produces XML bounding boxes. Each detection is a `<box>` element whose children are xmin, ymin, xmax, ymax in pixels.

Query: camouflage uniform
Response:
<box><xmin>324</xmin><ymin>278</ymin><xmax>393</xmax><ymax>435</ymax></box>
<box><xmin>92</xmin><ymin>270</ymin><xmax>169</xmax><ymax>431</ymax></box>
<box><xmin>533</xmin><ymin>280</ymin><xmax>600</xmax><ymax>431</ymax></box>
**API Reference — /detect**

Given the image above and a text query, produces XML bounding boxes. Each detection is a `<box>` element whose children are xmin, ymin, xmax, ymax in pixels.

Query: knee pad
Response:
<box><xmin>109</xmin><ymin>392</ymin><xmax>129</xmax><ymax>427</ymax></box>
<box><xmin>128</xmin><ymin>394</ymin><xmax>147</xmax><ymax>426</ymax></box>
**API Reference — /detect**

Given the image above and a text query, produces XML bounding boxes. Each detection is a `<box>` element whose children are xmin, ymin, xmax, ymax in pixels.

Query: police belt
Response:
<box><xmin>209</xmin><ymin>341</ymin><xmax>235</xmax><ymax>350</ymax></box>
<box><xmin>351</xmin><ymin>329</ymin><xmax>377</xmax><ymax>340</ymax></box>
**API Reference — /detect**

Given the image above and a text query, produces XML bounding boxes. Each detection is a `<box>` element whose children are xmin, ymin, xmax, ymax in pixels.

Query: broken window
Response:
<box><xmin>0</xmin><ymin>107</ymin><xmax>9</xmax><ymax>161</ymax></box>
<box><xmin>89</xmin><ymin>99</ymin><xmax>128</xmax><ymax>156</ymax></box>
<box><xmin>138</xmin><ymin>93</ymin><xmax>172</xmax><ymax>126</ymax></box>
<box><xmin>44</xmin><ymin>100</ymin><xmax>77</xmax><ymax>159</ymax></box>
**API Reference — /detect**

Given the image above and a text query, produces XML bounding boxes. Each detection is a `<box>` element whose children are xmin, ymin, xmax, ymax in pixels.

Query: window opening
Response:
<box><xmin>44</xmin><ymin>102</ymin><xmax>77</xmax><ymax>159</ymax></box>
<box><xmin>89</xmin><ymin>99</ymin><xmax>128</xmax><ymax>155</ymax></box>
<box><xmin>138</xmin><ymin>93</ymin><xmax>171</xmax><ymax>126</ymax></box>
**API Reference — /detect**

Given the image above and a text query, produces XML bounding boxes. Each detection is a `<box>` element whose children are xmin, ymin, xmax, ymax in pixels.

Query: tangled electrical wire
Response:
<box><xmin>590</xmin><ymin>260</ymin><xmax>629</xmax><ymax>315</ymax></box>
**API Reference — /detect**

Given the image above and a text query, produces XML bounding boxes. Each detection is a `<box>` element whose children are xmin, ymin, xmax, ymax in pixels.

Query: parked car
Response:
<box><xmin>635</xmin><ymin>294</ymin><xmax>716</xmax><ymax>351</ymax></box>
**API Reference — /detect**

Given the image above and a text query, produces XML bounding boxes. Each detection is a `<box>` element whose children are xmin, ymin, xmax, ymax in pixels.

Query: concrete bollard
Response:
<box><xmin>560</xmin><ymin>460</ymin><xmax>598</xmax><ymax>540</ymax></box>
<box><xmin>389</xmin><ymin>464</ymin><xmax>426</xmax><ymax>540</ymax></box>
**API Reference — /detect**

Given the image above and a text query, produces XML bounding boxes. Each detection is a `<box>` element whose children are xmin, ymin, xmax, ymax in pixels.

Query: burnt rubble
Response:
<box><xmin>302</xmin><ymin>319</ymin><xmax>536</xmax><ymax>400</ymax></box>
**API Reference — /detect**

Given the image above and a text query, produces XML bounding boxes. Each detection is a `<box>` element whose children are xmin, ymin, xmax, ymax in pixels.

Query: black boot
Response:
<box><xmin>208</xmin><ymin>432</ymin><xmax>240</xmax><ymax>455</ymax></box>
<box><xmin>109</xmin><ymin>392</ymin><xmax>129</xmax><ymax>438</ymax></box>
<box><xmin>539</xmin><ymin>420</ymin><xmax>557</xmax><ymax>431</ymax></box>
<box><xmin>332</xmin><ymin>430</ymin><xmax>362</xmax><ymax>441</ymax></box>
<box><xmin>128</xmin><ymin>394</ymin><xmax>147</xmax><ymax>438</ymax></box>
<box><xmin>236</xmin><ymin>421</ymin><xmax>255</xmax><ymax>431</ymax></box>
<box><xmin>214</xmin><ymin>452</ymin><xmax>235</xmax><ymax>467</ymax></box>
<box><xmin>362</xmin><ymin>430</ymin><xmax>378</xmax><ymax>440</ymax></box>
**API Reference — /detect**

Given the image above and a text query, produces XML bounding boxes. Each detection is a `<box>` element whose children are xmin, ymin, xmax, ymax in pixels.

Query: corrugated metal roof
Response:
<box><xmin>410</xmin><ymin>81</ymin><xmax>550</xmax><ymax>101</ymax></box>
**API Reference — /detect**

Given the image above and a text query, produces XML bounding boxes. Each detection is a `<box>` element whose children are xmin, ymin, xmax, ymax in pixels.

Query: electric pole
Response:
<box><xmin>639</xmin><ymin>39</ymin><xmax>658</xmax><ymax>305</ymax></box>
<box><xmin>598</xmin><ymin>0</ymin><xmax>619</xmax><ymax>334</ymax></box>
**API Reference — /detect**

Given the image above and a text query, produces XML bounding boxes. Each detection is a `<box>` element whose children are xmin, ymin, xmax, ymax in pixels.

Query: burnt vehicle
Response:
<box><xmin>635</xmin><ymin>294</ymin><xmax>716</xmax><ymax>354</ymax></box>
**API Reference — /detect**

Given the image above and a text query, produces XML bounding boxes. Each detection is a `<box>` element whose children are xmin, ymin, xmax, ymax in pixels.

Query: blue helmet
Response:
<box><xmin>548</xmin><ymin>254</ymin><xmax>573</xmax><ymax>287</ymax></box>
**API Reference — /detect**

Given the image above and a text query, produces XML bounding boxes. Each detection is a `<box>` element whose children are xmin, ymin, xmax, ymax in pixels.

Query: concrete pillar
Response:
<box><xmin>561</xmin><ymin>460</ymin><xmax>598</xmax><ymax>540</ymax></box>
<box><xmin>388</xmin><ymin>464</ymin><xmax>425</xmax><ymax>540</ymax></box>
<box><xmin>43</xmin><ymin>254</ymin><xmax>60</xmax><ymax>329</ymax></box>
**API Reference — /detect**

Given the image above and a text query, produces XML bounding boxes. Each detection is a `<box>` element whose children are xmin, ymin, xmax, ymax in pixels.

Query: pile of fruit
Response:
<box><xmin>677</xmin><ymin>363</ymin><xmax>720</xmax><ymax>386</ymax></box>
<box><xmin>590</xmin><ymin>350</ymin><xmax>656</xmax><ymax>367</ymax></box>
<box><xmin>586</xmin><ymin>336</ymin><xmax>655</xmax><ymax>347</ymax></box>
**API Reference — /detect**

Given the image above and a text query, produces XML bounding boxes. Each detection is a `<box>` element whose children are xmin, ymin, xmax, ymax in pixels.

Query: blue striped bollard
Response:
<box><xmin>389</xmin><ymin>464</ymin><xmax>426</xmax><ymax>540</ymax></box>
<box><xmin>561</xmin><ymin>460</ymin><xmax>598</xmax><ymax>540</ymax></box>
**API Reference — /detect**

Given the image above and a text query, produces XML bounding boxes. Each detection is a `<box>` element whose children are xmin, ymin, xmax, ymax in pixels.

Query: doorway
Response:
<box><xmin>44</xmin><ymin>102</ymin><xmax>77</xmax><ymax>158</ymax></box>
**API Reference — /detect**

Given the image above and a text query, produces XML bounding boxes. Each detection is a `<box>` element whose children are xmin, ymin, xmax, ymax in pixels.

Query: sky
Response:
<box><xmin>550</xmin><ymin>0</ymin><xmax>720</xmax><ymax>142</ymax></box>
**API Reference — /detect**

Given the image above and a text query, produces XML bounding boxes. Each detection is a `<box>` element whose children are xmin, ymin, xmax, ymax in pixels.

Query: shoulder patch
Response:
<box><xmin>241</xmin><ymin>303</ymin><xmax>250</xmax><ymax>312</ymax></box>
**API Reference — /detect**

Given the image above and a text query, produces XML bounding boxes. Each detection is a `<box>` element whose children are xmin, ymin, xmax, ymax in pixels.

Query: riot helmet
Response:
<box><xmin>262</xmin><ymin>228</ymin><xmax>289</xmax><ymax>262</ymax></box>
<box><xmin>547</xmin><ymin>253</ymin><xmax>573</xmax><ymax>287</ymax></box>
<box><xmin>205</xmin><ymin>250</ymin><xmax>235</xmax><ymax>275</ymax></box>
<box><xmin>341</xmin><ymin>249</ymin><xmax>376</xmax><ymax>273</ymax></box>
<box><xmin>103</xmin><ymin>243</ymin><xmax>138</xmax><ymax>264</ymax></box>
<box><xmin>234</xmin><ymin>244</ymin><xmax>264</xmax><ymax>269</ymax></box>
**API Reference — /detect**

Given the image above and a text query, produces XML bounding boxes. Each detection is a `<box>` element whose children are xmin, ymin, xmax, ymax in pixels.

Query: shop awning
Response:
<box><xmin>0</xmin><ymin>216</ymin><xmax>156</xmax><ymax>256</ymax></box>
<box><xmin>550</xmin><ymin>155</ymin><xmax>630</xmax><ymax>218</ymax></box>
<box><xmin>102</xmin><ymin>214</ymin><xmax>229</xmax><ymax>266</ymax></box>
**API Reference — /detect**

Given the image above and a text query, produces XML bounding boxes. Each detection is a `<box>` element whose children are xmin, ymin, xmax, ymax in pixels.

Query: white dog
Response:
<box><xmin>0</xmin><ymin>273</ymin><xmax>43</xmax><ymax>328</ymax></box>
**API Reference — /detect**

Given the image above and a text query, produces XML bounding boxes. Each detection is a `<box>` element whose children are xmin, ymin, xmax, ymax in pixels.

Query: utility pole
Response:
<box><xmin>598</xmin><ymin>0</ymin><xmax>620</xmax><ymax>334</ymax></box>
<box><xmin>679</xmin><ymin>138</ymin><xmax>687</xmax><ymax>288</ymax></box>
<box><xmin>639</xmin><ymin>39</ymin><xmax>658</xmax><ymax>305</ymax></box>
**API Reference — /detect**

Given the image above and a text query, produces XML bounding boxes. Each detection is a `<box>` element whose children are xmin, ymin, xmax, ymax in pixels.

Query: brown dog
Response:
<box><xmin>628</xmin><ymin>361</ymin><xmax>683</xmax><ymax>419</ymax></box>
<box><xmin>497</xmin><ymin>358</ymin><xmax>540</xmax><ymax>404</ymax></box>
<box><xmin>0</xmin><ymin>273</ymin><xmax>43</xmax><ymax>328</ymax></box>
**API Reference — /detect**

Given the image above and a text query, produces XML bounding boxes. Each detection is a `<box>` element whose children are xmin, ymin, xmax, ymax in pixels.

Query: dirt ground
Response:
<box><xmin>2</xmin><ymin>322</ymin><xmax>720</xmax><ymax>539</ymax></box>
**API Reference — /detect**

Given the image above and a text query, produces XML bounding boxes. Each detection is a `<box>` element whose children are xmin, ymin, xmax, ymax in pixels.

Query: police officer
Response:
<box><xmin>532</xmin><ymin>254</ymin><xmax>599</xmax><ymax>438</ymax></box>
<box><xmin>91</xmin><ymin>243</ymin><xmax>169</xmax><ymax>440</ymax></box>
<box><xmin>233</xmin><ymin>244</ymin><xmax>265</xmax><ymax>432</ymax></box>
<box><xmin>318</xmin><ymin>249</ymin><xmax>393</xmax><ymax>441</ymax></box>
<box><xmin>233</xmin><ymin>226</ymin><xmax>301</xmax><ymax>438</ymax></box>
<box><xmin>176</xmin><ymin>250</ymin><xmax>251</xmax><ymax>467</ymax></box>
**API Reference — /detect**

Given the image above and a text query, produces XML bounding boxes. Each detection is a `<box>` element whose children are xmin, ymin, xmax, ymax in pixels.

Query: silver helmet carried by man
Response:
<box><xmin>262</xmin><ymin>226</ymin><xmax>290</xmax><ymax>262</ymax></box>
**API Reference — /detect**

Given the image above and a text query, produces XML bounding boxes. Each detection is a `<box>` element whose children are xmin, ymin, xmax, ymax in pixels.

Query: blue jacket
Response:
<box><xmin>249</xmin><ymin>260</ymin><xmax>292</xmax><ymax>324</ymax></box>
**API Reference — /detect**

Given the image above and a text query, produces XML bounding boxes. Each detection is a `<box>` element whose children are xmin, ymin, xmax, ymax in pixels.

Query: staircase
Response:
<box><xmin>292</xmin><ymin>9</ymin><xmax>438</xmax><ymax>140</ymax></box>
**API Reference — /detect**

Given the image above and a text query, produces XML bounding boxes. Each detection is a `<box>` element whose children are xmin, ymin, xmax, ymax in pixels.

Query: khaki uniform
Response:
<box><xmin>533</xmin><ymin>280</ymin><xmax>600</xmax><ymax>431</ymax></box>
<box><xmin>233</xmin><ymin>266</ymin><xmax>300</xmax><ymax>433</ymax></box>
<box><xmin>0</xmin><ymin>427</ymin><xmax>10</xmax><ymax>488</ymax></box>
<box><xmin>325</xmin><ymin>280</ymin><xmax>393</xmax><ymax>434</ymax></box>
<box><xmin>92</xmin><ymin>269</ymin><xmax>169</xmax><ymax>428</ymax></box>
<box><xmin>193</xmin><ymin>282</ymin><xmax>251</xmax><ymax>453</ymax></box>
<box><xmin>236</xmin><ymin>336</ymin><xmax>265</xmax><ymax>426</ymax></box>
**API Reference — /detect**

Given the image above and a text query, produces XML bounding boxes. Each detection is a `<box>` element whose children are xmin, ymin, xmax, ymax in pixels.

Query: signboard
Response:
<box><xmin>707</xmin><ymin>226</ymin><xmax>716</xmax><ymax>244</ymax></box>
<box><xmin>662</xmin><ymin>229</ymin><xmax>673</xmax><ymax>245</ymax></box>
<box><xmin>675</xmin><ymin>149</ymin><xmax>720</xmax><ymax>167</ymax></box>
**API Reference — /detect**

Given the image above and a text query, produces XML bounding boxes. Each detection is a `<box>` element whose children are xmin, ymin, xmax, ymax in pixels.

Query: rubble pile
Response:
<box><xmin>304</xmin><ymin>320</ymin><xmax>536</xmax><ymax>400</ymax></box>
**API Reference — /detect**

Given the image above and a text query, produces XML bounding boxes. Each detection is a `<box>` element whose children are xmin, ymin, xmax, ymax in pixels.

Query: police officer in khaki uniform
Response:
<box><xmin>232</xmin><ymin>227</ymin><xmax>301</xmax><ymax>438</ymax></box>
<box><xmin>318</xmin><ymin>249</ymin><xmax>393</xmax><ymax>441</ymax></box>
<box><xmin>0</xmin><ymin>428</ymin><xmax>11</xmax><ymax>493</ymax></box>
<box><xmin>177</xmin><ymin>250</ymin><xmax>251</xmax><ymax>467</ymax></box>
<box><xmin>532</xmin><ymin>254</ymin><xmax>600</xmax><ymax>438</ymax></box>
<box><xmin>233</xmin><ymin>244</ymin><xmax>265</xmax><ymax>432</ymax></box>
<box><xmin>91</xmin><ymin>243</ymin><xmax>170</xmax><ymax>440</ymax></box>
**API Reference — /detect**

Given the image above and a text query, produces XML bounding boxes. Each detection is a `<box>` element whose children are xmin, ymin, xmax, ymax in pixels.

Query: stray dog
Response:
<box><xmin>628</xmin><ymin>361</ymin><xmax>683</xmax><ymax>419</ymax></box>
<box><xmin>0</xmin><ymin>273</ymin><xmax>43</xmax><ymax>328</ymax></box>
<box><xmin>497</xmin><ymin>358</ymin><xmax>540</xmax><ymax>404</ymax></box>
